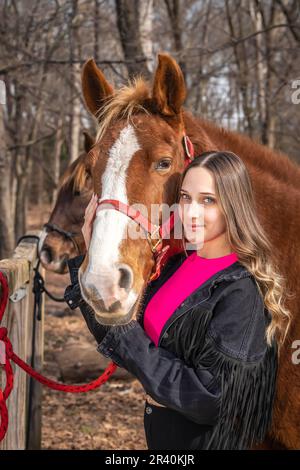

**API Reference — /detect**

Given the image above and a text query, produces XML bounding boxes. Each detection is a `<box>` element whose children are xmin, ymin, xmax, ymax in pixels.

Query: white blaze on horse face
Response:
<box><xmin>88</xmin><ymin>124</ymin><xmax>140</xmax><ymax>276</ymax></box>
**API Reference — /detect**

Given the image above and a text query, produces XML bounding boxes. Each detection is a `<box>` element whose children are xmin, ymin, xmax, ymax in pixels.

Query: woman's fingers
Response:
<box><xmin>86</xmin><ymin>193</ymin><xmax>95</xmax><ymax>210</ymax></box>
<box><xmin>89</xmin><ymin>195</ymin><xmax>98</xmax><ymax>222</ymax></box>
<box><xmin>84</xmin><ymin>193</ymin><xmax>98</xmax><ymax>220</ymax></box>
<box><xmin>86</xmin><ymin>193</ymin><xmax>96</xmax><ymax>211</ymax></box>
<box><xmin>82</xmin><ymin>194</ymin><xmax>98</xmax><ymax>250</ymax></box>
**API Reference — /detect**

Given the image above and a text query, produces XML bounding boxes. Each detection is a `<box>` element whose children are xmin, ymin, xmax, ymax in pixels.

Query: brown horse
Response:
<box><xmin>75</xmin><ymin>53</ymin><xmax>300</xmax><ymax>449</ymax></box>
<box><xmin>42</xmin><ymin>71</ymin><xmax>300</xmax><ymax>274</ymax></box>
<box><xmin>38</xmin><ymin>131</ymin><xmax>94</xmax><ymax>273</ymax></box>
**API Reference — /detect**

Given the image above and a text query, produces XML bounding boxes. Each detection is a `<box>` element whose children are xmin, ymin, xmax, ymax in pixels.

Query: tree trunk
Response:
<box><xmin>68</xmin><ymin>0</ymin><xmax>82</xmax><ymax>164</ymax></box>
<box><xmin>94</xmin><ymin>0</ymin><xmax>101</xmax><ymax>63</ymax></box>
<box><xmin>29</xmin><ymin>144</ymin><xmax>43</xmax><ymax>207</ymax></box>
<box><xmin>14</xmin><ymin>168</ymin><xmax>28</xmax><ymax>244</ymax></box>
<box><xmin>115</xmin><ymin>0</ymin><xmax>151</xmax><ymax>80</ymax></box>
<box><xmin>52</xmin><ymin>116</ymin><xmax>64</xmax><ymax>203</ymax></box>
<box><xmin>250</xmin><ymin>1</ymin><xmax>267</xmax><ymax>140</ymax></box>
<box><xmin>225</xmin><ymin>0</ymin><xmax>254</xmax><ymax>137</ymax></box>
<box><xmin>0</xmin><ymin>104</ymin><xmax>14</xmax><ymax>258</ymax></box>
<box><xmin>69</xmin><ymin>62</ymin><xmax>81</xmax><ymax>164</ymax></box>
<box><xmin>139</xmin><ymin>0</ymin><xmax>153</xmax><ymax>74</ymax></box>
<box><xmin>251</xmin><ymin>1</ymin><xmax>280</xmax><ymax>148</ymax></box>
<box><xmin>164</xmin><ymin>0</ymin><xmax>186</xmax><ymax>79</ymax></box>
<box><xmin>14</xmin><ymin>74</ymin><xmax>47</xmax><ymax>243</ymax></box>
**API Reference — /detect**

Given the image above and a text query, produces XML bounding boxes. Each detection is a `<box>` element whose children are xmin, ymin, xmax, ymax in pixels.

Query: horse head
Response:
<box><xmin>79</xmin><ymin>53</ymin><xmax>191</xmax><ymax>324</ymax></box>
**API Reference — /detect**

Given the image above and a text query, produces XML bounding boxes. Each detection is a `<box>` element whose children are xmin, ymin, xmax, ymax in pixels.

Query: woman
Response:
<box><xmin>64</xmin><ymin>151</ymin><xmax>292</xmax><ymax>450</ymax></box>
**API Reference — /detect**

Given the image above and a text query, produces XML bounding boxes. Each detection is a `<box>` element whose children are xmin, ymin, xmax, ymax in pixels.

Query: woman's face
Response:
<box><xmin>178</xmin><ymin>166</ymin><xmax>227</xmax><ymax>249</ymax></box>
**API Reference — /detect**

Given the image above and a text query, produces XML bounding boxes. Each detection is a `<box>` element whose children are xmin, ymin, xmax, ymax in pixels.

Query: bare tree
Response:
<box><xmin>115</xmin><ymin>0</ymin><xmax>152</xmax><ymax>79</ymax></box>
<box><xmin>163</xmin><ymin>0</ymin><xmax>186</xmax><ymax>79</ymax></box>
<box><xmin>0</xmin><ymin>99</ymin><xmax>14</xmax><ymax>258</ymax></box>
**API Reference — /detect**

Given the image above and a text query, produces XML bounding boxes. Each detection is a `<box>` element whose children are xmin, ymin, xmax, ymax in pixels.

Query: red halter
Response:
<box><xmin>97</xmin><ymin>133</ymin><xmax>195</xmax><ymax>282</ymax></box>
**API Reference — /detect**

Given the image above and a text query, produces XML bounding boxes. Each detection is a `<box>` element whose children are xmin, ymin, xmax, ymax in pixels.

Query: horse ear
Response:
<box><xmin>81</xmin><ymin>58</ymin><xmax>114</xmax><ymax>119</ymax></box>
<box><xmin>152</xmin><ymin>53</ymin><xmax>186</xmax><ymax>116</ymax></box>
<box><xmin>82</xmin><ymin>130</ymin><xmax>95</xmax><ymax>153</ymax></box>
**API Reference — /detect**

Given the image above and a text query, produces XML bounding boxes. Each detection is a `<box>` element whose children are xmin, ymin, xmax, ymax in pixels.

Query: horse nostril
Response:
<box><xmin>108</xmin><ymin>299</ymin><xmax>122</xmax><ymax>313</ymax></box>
<box><xmin>117</xmin><ymin>264</ymin><xmax>133</xmax><ymax>292</ymax></box>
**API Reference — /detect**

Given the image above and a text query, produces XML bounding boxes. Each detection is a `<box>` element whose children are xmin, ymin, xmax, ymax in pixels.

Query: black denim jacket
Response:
<box><xmin>64</xmin><ymin>252</ymin><xmax>278</xmax><ymax>450</ymax></box>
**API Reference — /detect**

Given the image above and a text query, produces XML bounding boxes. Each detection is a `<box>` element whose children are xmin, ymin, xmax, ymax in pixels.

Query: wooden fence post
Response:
<box><xmin>0</xmin><ymin>231</ymin><xmax>44</xmax><ymax>450</ymax></box>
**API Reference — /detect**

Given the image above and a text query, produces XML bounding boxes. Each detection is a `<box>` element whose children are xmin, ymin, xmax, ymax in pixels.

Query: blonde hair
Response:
<box><xmin>178</xmin><ymin>151</ymin><xmax>293</xmax><ymax>353</ymax></box>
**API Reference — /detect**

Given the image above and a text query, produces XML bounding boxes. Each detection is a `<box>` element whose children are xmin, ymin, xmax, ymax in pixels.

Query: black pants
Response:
<box><xmin>143</xmin><ymin>400</ymin><xmax>213</xmax><ymax>450</ymax></box>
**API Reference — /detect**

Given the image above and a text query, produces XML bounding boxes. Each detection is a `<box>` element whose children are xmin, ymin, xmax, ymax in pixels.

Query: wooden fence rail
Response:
<box><xmin>0</xmin><ymin>231</ymin><xmax>44</xmax><ymax>449</ymax></box>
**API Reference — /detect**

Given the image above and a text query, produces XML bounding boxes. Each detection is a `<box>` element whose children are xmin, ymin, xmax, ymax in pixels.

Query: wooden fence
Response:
<box><xmin>0</xmin><ymin>231</ymin><xmax>44</xmax><ymax>449</ymax></box>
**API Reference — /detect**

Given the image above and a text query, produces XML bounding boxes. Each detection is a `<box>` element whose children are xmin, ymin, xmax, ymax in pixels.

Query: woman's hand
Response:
<box><xmin>82</xmin><ymin>193</ymin><xmax>98</xmax><ymax>250</ymax></box>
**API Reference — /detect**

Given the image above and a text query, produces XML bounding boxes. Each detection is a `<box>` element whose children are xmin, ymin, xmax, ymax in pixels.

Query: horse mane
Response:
<box><xmin>95</xmin><ymin>76</ymin><xmax>151</xmax><ymax>143</ymax></box>
<box><xmin>59</xmin><ymin>153</ymin><xmax>88</xmax><ymax>193</ymax></box>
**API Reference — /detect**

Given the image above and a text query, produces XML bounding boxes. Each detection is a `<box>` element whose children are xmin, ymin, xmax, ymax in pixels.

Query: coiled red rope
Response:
<box><xmin>0</xmin><ymin>270</ymin><xmax>117</xmax><ymax>443</ymax></box>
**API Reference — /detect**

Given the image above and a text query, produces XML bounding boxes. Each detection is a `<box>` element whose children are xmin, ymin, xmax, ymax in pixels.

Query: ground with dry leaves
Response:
<box><xmin>27</xmin><ymin>203</ymin><xmax>148</xmax><ymax>450</ymax></box>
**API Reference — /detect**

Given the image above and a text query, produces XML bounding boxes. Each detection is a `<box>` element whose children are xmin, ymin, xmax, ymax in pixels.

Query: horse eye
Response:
<box><xmin>156</xmin><ymin>159</ymin><xmax>171</xmax><ymax>170</ymax></box>
<box><xmin>74</xmin><ymin>190</ymin><xmax>81</xmax><ymax>196</ymax></box>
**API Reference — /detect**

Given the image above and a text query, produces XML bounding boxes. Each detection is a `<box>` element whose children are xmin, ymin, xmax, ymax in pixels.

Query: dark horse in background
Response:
<box><xmin>41</xmin><ymin>53</ymin><xmax>300</xmax><ymax>449</ymax></box>
<box><xmin>38</xmin><ymin>131</ymin><xmax>94</xmax><ymax>273</ymax></box>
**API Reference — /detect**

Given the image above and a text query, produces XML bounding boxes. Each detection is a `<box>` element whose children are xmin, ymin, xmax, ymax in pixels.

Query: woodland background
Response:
<box><xmin>0</xmin><ymin>0</ymin><xmax>299</xmax><ymax>257</ymax></box>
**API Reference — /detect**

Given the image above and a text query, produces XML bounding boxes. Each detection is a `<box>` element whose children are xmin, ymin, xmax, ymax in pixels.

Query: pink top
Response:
<box><xmin>144</xmin><ymin>251</ymin><xmax>239</xmax><ymax>346</ymax></box>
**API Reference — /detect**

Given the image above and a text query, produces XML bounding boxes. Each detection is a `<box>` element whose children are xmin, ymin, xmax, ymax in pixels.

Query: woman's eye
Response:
<box><xmin>156</xmin><ymin>159</ymin><xmax>171</xmax><ymax>170</ymax></box>
<box><xmin>204</xmin><ymin>197</ymin><xmax>214</xmax><ymax>204</ymax></box>
<box><xmin>179</xmin><ymin>194</ymin><xmax>215</xmax><ymax>203</ymax></box>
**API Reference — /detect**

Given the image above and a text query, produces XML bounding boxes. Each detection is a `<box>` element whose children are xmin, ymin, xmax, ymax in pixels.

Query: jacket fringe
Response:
<box><xmin>162</xmin><ymin>306</ymin><xmax>278</xmax><ymax>450</ymax></box>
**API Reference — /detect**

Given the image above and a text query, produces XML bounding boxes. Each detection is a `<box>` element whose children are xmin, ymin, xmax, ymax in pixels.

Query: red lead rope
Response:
<box><xmin>0</xmin><ymin>270</ymin><xmax>117</xmax><ymax>443</ymax></box>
